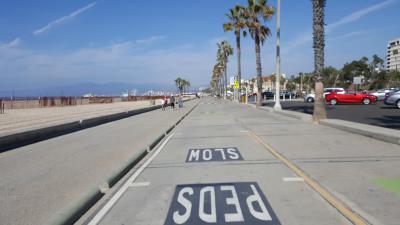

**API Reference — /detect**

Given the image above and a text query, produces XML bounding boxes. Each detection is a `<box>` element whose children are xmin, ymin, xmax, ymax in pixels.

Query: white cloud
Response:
<box><xmin>327</xmin><ymin>0</ymin><xmax>396</xmax><ymax>31</ymax></box>
<box><xmin>1</xmin><ymin>37</ymin><xmax>22</xmax><ymax>48</ymax></box>
<box><xmin>282</xmin><ymin>0</ymin><xmax>396</xmax><ymax>53</ymax></box>
<box><xmin>135</xmin><ymin>35</ymin><xmax>166</xmax><ymax>45</ymax></box>
<box><xmin>0</xmin><ymin>39</ymin><xmax>217</xmax><ymax>90</ymax></box>
<box><xmin>328</xmin><ymin>30</ymin><xmax>372</xmax><ymax>42</ymax></box>
<box><xmin>33</xmin><ymin>2</ymin><xmax>97</xmax><ymax>35</ymax></box>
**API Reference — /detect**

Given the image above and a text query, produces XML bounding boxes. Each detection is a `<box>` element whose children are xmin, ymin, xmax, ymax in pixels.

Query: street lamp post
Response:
<box><xmin>274</xmin><ymin>0</ymin><xmax>282</xmax><ymax>111</ymax></box>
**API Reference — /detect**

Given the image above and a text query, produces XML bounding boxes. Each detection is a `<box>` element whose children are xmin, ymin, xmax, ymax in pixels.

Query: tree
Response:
<box><xmin>217</xmin><ymin>40</ymin><xmax>234</xmax><ymax>99</ymax></box>
<box><xmin>341</xmin><ymin>58</ymin><xmax>370</xmax><ymax>88</ymax></box>
<box><xmin>311</xmin><ymin>0</ymin><xmax>327</xmax><ymax>122</ymax></box>
<box><xmin>175</xmin><ymin>77</ymin><xmax>190</xmax><ymax>94</ymax></box>
<box><xmin>224</xmin><ymin>5</ymin><xmax>247</xmax><ymax>102</ymax></box>
<box><xmin>212</xmin><ymin>62</ymin><xmax>224</xmax><ymax>97</ymax></box>
<box><xmin>175</xmin><ymin>77</ymin><xmax>184</xmax><ymax>93</ymax></box>
<box><xmin>243</xmin><ymin>0</ymin><xmax>275</xmax><ymax>106</ymax></box>
<box><xmin>322</xmin><ymin>66</ymin><xmax>340</xmax><ymax>87</ymax></box>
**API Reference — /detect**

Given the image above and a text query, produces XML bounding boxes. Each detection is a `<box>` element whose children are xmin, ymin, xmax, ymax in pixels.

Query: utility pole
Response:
<box><xmin>300</xmin><ymin>73</ymin><xmax>303</xmax><ymax>96</ymax></box>
<box><xmin>274</xmin><ymin>0</ymin><xmax>282</xmax><ymax>111</ymax></box>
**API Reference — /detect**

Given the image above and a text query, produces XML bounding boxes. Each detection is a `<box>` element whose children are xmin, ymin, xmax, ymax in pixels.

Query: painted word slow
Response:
<box><xmin>164</xmin><ymin>182</ymin><xmax>281</xmax><ymax>225</ymax></box>
<box><xmin>186</xmin><ymin>147</ymin><xmax>243</xmax><ymax>162</ymax></box>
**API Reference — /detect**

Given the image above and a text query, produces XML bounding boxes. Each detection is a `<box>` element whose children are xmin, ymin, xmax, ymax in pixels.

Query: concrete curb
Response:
<box><xmin>106</xmin><ymin>149</ymin><xmax>149</xmax><ymax>188</ymax></box>
<box><xmin>259</xmin><ymin>106</ymin><xmax>312</xmax><ymax>122</ymax></box>
<box><xmin>0</xmin><ymin>121</ymin><xmax>82</xmax><ymax>153</ymax></box>
<box><xmin>0</xmin><ymin>103</ymin><xmax>190</xmax><ymax>153</ymax></box>
<box><xmin>242</xmin><ymin>102</ymin><xmax>312</xmax><ymax>122</ymax></box>
<box><xmin>320</xmin><ymin>119</ymin><xmax>400</xmax><ymax>145</ymax></box>
<box><xmin>45</xmin><ymin>188</ymin><xmax>104</xmax><ymax>225</ymax></box>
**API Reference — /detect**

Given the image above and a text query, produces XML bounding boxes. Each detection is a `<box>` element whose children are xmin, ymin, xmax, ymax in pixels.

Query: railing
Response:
<box><xmin>0</xmin><ymin>96</ymin><xmax>165</xmax><ymax>110</ymax></box>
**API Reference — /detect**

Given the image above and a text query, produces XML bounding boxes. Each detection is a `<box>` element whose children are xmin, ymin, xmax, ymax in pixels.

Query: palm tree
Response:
<box><xmin>175</xmin><ymin>77</ymin><xmax>184</xmax><ymax>93</ymax></box>
<box><xmin>243</xmin><ymin>0</ymin><xmax>275</xmax><ymax>106</ymax></box>
<box><xmin>213</xmin><ymin>63</ymin><xmax>224</xmax><ymax>97</ymax></box>
<box><xmin>312</xmin><ymin>0</ymin><xmax>327</xmax><ymax>122</ymax></box>
<box><xmin>217</xmin><ymin>41</ymin><xmax>234</xmax><ymax>99</ymax></box>
<box><xmin>183</xmin><ymin>80</ymin><xmax>191</xmax><ymax>93</ymax></box>
<box><xmin>223</xmin><ymin>5</ymin><xmax>247</xmax><ymax>102</ymax></box>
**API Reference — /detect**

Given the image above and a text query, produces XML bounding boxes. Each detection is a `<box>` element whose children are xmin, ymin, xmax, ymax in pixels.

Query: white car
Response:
<box><xmin>371</xmin><ymin>88</ymin><xmax>398</xmax><ymax>101</ymax></box>
<box><xmin>304</xmin><ymin>88</ymin><xmax>345</xmax><ymax>103</ymax></box>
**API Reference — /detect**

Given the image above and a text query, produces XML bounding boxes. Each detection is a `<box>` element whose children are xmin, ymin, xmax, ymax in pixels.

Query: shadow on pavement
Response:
<box><xmin>366</xmin><ymin>116</ymin><xmax>400</xmax><ymax>129</ymax></box>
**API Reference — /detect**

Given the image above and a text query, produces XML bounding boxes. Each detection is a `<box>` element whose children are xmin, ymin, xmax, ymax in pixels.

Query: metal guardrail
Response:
<box><xmin>0</xmin><ymin>96</ymin><xmax>165</xmax><ymax>109</ymax></box>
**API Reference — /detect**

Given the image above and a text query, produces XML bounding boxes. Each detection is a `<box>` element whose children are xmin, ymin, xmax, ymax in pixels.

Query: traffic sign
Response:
<box><xmin>234</xmin><ymin>81</ymin><xmax>239</xmax><ymax>89</ymax></box>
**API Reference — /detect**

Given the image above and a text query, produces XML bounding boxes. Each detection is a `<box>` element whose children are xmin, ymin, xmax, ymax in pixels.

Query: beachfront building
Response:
<box><xmin>387</xmin><ymin>38</ymin><xmax>400</xmax><ymax>71</ymax></box>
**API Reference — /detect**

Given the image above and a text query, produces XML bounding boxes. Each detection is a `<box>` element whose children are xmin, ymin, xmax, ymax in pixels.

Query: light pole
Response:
<box><xmin>274</xmin><ymin>0</ymin><xmax>282</xmax><ymax>110</ymax></box>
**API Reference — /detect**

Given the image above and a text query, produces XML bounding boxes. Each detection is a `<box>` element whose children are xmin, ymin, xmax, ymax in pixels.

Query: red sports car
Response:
<box><xmin>325</xmin><ymin>92</ymin><xmax>377</xmax><ymax>105</ymax></box>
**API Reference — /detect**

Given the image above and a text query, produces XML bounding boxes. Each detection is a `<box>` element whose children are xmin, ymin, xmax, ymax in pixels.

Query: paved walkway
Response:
<box><xmin>0</xmin><ymin>100</ymin><xmax>161</xmax><ymax>135</ymax></box>
<box><xmin>88</xmin><ymin>98</ymin><xmax>400</xmax><ymax>225</ymax></box>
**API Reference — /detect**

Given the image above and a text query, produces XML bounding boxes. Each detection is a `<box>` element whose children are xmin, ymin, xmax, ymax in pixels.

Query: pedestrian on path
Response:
<box><xmin>162</xmin><ymin>96</ymin><xmax>168</xmax><ymax>111</ymax></box>
<box><xmin>178</xmin><ymin>94</ymin><xmax>183</xmax><ymax>108</ymax></box>
<box><xmin>170</xmin><ymin>95</ymin><xmax>175</xmax><ymax>109</ymax></box>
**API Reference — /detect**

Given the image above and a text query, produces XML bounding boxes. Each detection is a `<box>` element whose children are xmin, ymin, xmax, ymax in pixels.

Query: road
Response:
<box><xmin>86</xmin><ymin>98</ymin><xmax>400</xmax><ymax>225</ymax></box>
<box><xmin>263</xmin><ymin>101</ymin><xmax>400</xmax><ymax>130</ymax></box>
<box><xmin>0</xmin><ymin>100</ymin><xmax>197</xmax><ymax>225</ymax></box>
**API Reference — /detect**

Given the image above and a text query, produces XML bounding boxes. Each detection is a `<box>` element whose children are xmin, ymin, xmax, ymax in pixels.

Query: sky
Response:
<box><xmin>1</xmin><ymin>0</ymin><xmax>400</xmax><ymax>92</ymax></box>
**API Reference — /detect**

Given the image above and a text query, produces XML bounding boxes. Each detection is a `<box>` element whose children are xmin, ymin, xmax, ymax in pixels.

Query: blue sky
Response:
<box><xmin>1</xmin><ymin>0</ymin><xmax>400</xmax><ymax>92</ymax></box>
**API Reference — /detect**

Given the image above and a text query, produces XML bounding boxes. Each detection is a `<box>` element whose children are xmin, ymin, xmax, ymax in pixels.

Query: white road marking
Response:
<box><xmin>129</xmin><ymin>182</ymin><xmax>151</xmax><ymax>187</ymax></box>
<box><xmin>240</xmin><ymin>130</ymin><xmax>249</xmax><ymax>133</ymax></box>
<box><xmin>282</xmin><ymin>177</ymin><xmax>304</xmax><ymax>182</ymax></box>
<box><xmin>88</xmin><ymin>133</ymin><xmax>175</xmax><ymax>225</ymax></box>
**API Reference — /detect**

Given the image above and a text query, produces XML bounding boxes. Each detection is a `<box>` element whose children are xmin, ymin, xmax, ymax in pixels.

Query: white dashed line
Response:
<box><xmin>88</xmin><ymin>133</ymin><xmax>174</xmax><ymax>225</ymax></box>
<box><xmin>129</xmin><ymin>182</ymin><xmax>151</xmax><ymax>187</ymax></box>
<box><xmin>283</xmin><ymin>177</ymin><xmax>304</xmax><ymax>182</ymax></box>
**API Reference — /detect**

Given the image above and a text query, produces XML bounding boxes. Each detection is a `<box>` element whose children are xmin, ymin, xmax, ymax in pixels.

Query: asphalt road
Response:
<box><xmin>263</xmin><ymin>100</ymin><xmax>400</xmax><ymax>130</ymax></box>
<box><xmin>87</xmin><ymin>98</ymin><xmax>400</xmax><ymax>225</ymax></box>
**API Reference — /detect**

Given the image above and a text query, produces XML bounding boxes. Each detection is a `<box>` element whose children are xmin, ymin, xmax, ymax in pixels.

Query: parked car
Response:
<box><xmin>384</xmin><ymin>90</ymin><xmax>400</xmax><ymax>109</ymax></box>
<box><xmin>325</xmin><ymin>91</ymin><xmax>377</xmax><ymax>105</ymax></box>
<box><xmin>304</xmin><ymin>87</ymin><xmax>345</xmax><ymax>103</ymax></box>
<box><xmin>370</xmin><ymin>88</ymin><xmax>399</xmax><ymax>101</ymax></box>
<box><xmin>262</xmin><ymin>91</ymin><xmax>274</xmax><ymax>99</ymax></box>
<box><xmin>281</xmin><ymin>91</ymin><xmax>297</xmax><ymax>99</ymax></box>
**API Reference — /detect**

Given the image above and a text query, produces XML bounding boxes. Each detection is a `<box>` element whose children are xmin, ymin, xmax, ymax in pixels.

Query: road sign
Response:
<box><xmin>234</xmin><ymin>81</ymin><xmax>239</xmax><ymax>89</ymax></box>
<box><xmin>353</xmin><ymin>76</ymin><xmax>364</xmax><ymax>85</ymax></box>
<box><xmin>164</xmin><ymin>182</ymin><xmax>281</xmax><ymax>225</ymax></box>
<box><xmin>186</xmin><ymin>147</ymin><xmax>243</xmax><ymax>162</ymax></box>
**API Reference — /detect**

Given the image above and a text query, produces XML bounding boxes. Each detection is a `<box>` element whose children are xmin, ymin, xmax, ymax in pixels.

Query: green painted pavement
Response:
<box><xmin>373</xmin><ymin>178</ymin><xmax>400</xmax><ymax>196</ymax></box>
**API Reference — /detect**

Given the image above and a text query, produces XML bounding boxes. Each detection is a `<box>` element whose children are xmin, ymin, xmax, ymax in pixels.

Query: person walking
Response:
<box><xmin>178</xmin><ymin>94</ymin><xmax>183</xmax><ymax>108</ymax></box>
<box><xmin>162</xmin><ymin>96</ymin><xmax>167</xmax><ymax>111</ymax></box>
<box><xmin>170</xmin><ymin>95</ymin><xmax>175</xmax><ymax>109</ymax></box>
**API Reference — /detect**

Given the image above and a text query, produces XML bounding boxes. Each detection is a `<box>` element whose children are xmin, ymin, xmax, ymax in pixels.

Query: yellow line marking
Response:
<box><xmin>247</xmin><ymin>131</ymin><xmax>369</xmax><ymax>225</ymax></box>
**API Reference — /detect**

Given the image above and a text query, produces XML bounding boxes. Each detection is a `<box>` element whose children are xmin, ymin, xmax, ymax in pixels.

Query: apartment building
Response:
<box><xmin>387</xmin><ymin>38</ymin><xmax>400</xmax><ymax>71</ymax></box>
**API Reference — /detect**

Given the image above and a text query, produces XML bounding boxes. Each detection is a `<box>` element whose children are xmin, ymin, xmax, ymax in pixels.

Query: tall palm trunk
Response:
<box><xmin>312</xmin><ymin>0</ymin><xmax>327</xmax><ymax>122</ymax></box>
<box><xmin>224</xmin><ymin>65</ymin><xmax>228</xmax><ymax>99</ymax></box>
<box><xmin>255</xmin><ymin>32</ymin><xmax>263</xmax><ymax>106</ymax></box>
<box><xmin>236</xmin><ymin>31</ymin><xmax>242</xmax><ymax>102</ymax></box>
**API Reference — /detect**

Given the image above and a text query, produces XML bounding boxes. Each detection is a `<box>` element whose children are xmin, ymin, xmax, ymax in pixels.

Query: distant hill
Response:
<box><xmin>0</xmin><ymin>82</ymin><xmax>207</xmax><ymax>97</ymax></box>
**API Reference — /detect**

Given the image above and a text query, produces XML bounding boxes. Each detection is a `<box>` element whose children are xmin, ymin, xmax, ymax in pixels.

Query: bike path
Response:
<box><xmin>91</xmin><ymin>99</ymin><xmax>352</xmax><ymax>225</ymax></box>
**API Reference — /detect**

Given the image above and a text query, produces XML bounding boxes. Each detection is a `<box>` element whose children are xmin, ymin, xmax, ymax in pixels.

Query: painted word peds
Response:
<box><xmin>164</xmin><ymin>182</ymin><xmax>280</xmax><ymax>225</ymax></box>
